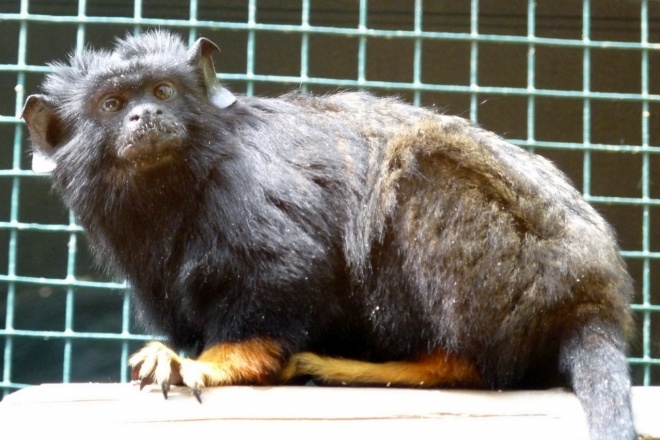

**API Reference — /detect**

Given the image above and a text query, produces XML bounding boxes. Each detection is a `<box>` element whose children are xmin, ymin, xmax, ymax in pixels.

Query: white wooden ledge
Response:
<box><xmin>0</xmin><ymin>384</ymin><xmax>658</xmax><ymax>439</ymax></box>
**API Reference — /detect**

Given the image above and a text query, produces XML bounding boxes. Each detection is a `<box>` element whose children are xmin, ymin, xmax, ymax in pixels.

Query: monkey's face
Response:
<box><xmin>22</xmin><ymin>32</ymin><xmax>236</xmax><ymax>182</ymax></box>
<box><xmin>93</xmin><ymin>78</ymin><xmax>187</xmax><ymax>170</ymax></box>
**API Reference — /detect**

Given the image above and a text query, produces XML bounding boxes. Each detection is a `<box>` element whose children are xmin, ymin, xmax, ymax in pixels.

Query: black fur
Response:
<box><xmin>23</xmin><ymin>31</ymin><xmax>635</xmax><ymax>439</ymax></box>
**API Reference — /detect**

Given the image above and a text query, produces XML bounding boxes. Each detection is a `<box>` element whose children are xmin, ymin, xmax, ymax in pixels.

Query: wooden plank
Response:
<box><xmin>1</xmin><ymin>384</ymin><xmax>658</xmax><ymax>439</ymax></box>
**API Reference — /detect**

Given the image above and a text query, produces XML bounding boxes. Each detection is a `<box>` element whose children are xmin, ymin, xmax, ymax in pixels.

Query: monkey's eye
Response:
<box><xmin>153</xmin><ymin>83</ymin><xmax>175</xmax><ymax>101</ymax></box>
<box><xmin>100</xmin><ymin>95</ymin><xmax>126</xmax><ymax>112</ymax></box>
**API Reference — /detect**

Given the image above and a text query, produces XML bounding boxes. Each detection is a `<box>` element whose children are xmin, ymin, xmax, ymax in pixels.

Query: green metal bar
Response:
<box><xmin>412</xmin><ymin>0</ymin><xmax>423</xmax><ymax>107</ymax></box>
<box><xmin>0</xmin><ymin>169</ymin><xmax>51</xmax><ymax>177</ymax></box>
<box><xmin>639</xmin><ymin>0</ymin><xmax>652</xmax><ymax>386</ymax></box>
<box><xmin>511</xmin><ymin>139</ymin><xmax>660</xmax><ymax>154</ymax></box>
<box><xmin>62</xmin><ymin>212</ymin><xmax>76</xmax><ymax>384</ymax></box>
<box><xmin>188</xmin><ymin>0</ymin><xmax>198</xmax><ymax>43</ymax></box>
<box><xmin>133</xmin><ymin>0</ymin><xmax>142</xmax><ymax>36</ymax></box>
<box><xmin>0</xmin><ymin>274</ymin><xmax>126</xmax><ymax>290</ymax></box>
<box><xmin>59</xmin><ymin>0</ymin><xmax>90</xmax><ymax>387</ymax></box>
<box><xmin>629</xmin><ymin>357</ymin><xmax>660</xmax><ymax>366</ymax></box>
<box><xmin>582</xmin><ymin>0</ymin><xmax>592</xmax><ymax>198</ymax></box>
<box><xmin>0</xmin><ymin>221</ymin><xmax>84</xmax><ymax>232</ymax></box>
<box><xmin>75</xmin><ymin>0</ymin><xmax>86</xmax><ymax>51</ymax></box>
<box><xmin>631</xmin><ymin>304</ymin><xmax>660</xmax><ymax>313</ymax></box>
<box><xmin>218</xmin><ymin>73</ymin><xmax>660</xmax><ymax>103</ymax></box>
<box><xmin>2</xmin><ymin>0</ymin><xmax>30</xmax><ymax>399</ymax></box>
<box><xmin>1</xmin><ymin>382</ymin><xmax>28</xmax><ymax>392</ymax></box>
<box><xmin>585</xmin><ymin>196</ymin><xmax>660</xmax><ymax>207</ymax></box>
<box><xmin>357</xmin><ymin>0</ymin><xmax>367</xmax><ymax>88</ymax></box>
<box><xmin>469</xmin><ymin>0</ymin><xmax>479</xmax><ymax>121</ymax></box>
<box><xmin>5</xmin><ymin>70</ymin><xmax>660</xmax><ymax>105</ymax></box>
<box><xmin>299</xmin><ymin>0</ymin><xmax>310</xmax><ymax>93</ymax></box>
<box><xmin>526</xmin><ymin>0</ymin><xmax>536</xmax><ymax>154</ymax></box>
<box><xmin>3</xmin><ymin>13</ymin><xmax>659</xmax><ymax>51</ymax></box>
<box><xmin>246</xmin><ymin>0</ymin><xmax>257</xmax><ymax>96</ymax></box>
<box><xmin>0</xmin><ymin>329</ymin><xmax>154</xmax><ymax>342</ymax></box>
<box><xmin>119</xmin><ymin>290</ymin><xmax>133</xmax><ymax>383</ymax></box>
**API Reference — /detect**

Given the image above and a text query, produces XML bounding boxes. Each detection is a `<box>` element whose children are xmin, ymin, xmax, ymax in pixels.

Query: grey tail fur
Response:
<box><xmin>559</xmin><ymin>317</ymin><xmax>635</xmax><ymax>440</ymax></box>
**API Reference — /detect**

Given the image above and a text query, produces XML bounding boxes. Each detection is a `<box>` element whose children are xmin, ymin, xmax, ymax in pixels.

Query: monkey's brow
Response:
<box><xmin>92</xmin><ymin>68</ymin><xmax>162</xmax><ymax>92</ymax></box>
<box><xmin>89</xmin><ymin>55</ymin><xmax>167</xmax><ymax>81</ymax></box>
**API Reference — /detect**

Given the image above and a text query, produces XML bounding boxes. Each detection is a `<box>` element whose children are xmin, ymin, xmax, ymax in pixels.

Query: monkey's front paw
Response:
<box><xmin>129</xmin><ymin>339</ymin><xmax>286</xmax><ymax>402</ymax></box>
<box><xmin>129</xmin><ymin>341</ymin><xmax>202</xmax><ymax>401</ymax></box>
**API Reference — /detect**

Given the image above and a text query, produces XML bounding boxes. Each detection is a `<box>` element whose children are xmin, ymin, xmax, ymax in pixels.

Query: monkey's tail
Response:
<box><xmin>279</xmin><ymin>349</ymin><xmax>482</xmax><ymax>388</ymax></box>
<box><xmin>559</xmin><ymin>314</ymin><xmax>636</xmax><ymax>440</ymax></box>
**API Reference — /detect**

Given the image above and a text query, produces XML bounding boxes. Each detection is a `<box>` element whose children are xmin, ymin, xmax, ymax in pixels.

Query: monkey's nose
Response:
<box><xmin>129</xmin><ymin>104</ymin><xmax>164</xmax><ymax>122</ymax></box>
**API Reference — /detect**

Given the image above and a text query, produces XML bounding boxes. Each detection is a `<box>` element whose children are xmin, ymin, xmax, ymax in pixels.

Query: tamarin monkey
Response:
<box><xmin>23</xmin><ymin>31</ymin><xmax>634</xmax><ymax>440</ymax></box>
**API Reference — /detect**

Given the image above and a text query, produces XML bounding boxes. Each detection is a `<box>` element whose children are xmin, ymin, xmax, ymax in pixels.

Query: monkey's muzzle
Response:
<box><xmin>117</xmin><ymin>118</ymin><xmax>186</xmax><ymax>167</ymax></box>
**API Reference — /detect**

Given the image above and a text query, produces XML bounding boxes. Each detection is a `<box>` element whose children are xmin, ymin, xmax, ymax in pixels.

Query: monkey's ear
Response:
<box><xmin>187</xmin><ymin>38</ymin><xmax>236</xmax><ymax>109</ymax></box>
<box><xmin>22</xmin><ymin>94</ymin><xmax>60</xmax><ymax>174</ymax></box>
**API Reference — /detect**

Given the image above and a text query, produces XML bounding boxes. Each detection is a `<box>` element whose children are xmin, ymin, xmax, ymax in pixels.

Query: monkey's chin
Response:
<box><xmin>117</xmin><ymin>138</ymin><xmax>182</xmax><ymax>171</ymax></box>
<box><xmin>126</xmin><ymin>151</ymin><xmax>176</xmax><ymax>171</ymax></box>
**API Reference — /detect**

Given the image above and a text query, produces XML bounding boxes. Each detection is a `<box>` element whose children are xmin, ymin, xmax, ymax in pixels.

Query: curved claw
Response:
<box><xmin>161</xmin><ymin>381</ymin><xmax>171</xmax><ymax>399</ymax></box>
<box><xmin>139</xmin><ymin>377</ymin><xmax>152</xmax><ymax>391</ymax></box>
<box><xmin>192</xmin><ymin>387</ymin><xmax>202</xmax><ymax>404</ymax></box>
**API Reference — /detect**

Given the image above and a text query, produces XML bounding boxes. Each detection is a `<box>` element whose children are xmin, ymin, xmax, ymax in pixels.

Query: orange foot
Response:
<box><xmin>280</xmin><ymin>349</ymin><xmax>482</xmax><ymax>388</ymax></box>
<box><xmin>129</xmin><ymin>339</ymin><xmax>285</xmax><ymax>402</ymax></box>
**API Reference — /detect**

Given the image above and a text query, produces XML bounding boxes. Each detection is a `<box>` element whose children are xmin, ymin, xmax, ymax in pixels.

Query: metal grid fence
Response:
<box><xmin>1</xmin><ymin>0</ymin><xmax>659</xmax><ymax>399</ymax></box>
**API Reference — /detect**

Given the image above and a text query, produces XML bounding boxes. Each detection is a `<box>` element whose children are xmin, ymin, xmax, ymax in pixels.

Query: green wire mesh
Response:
<box><xmin>1</xmin><ymin>0</ymin><xmax>659</xmax><ymax>399</ymax></box>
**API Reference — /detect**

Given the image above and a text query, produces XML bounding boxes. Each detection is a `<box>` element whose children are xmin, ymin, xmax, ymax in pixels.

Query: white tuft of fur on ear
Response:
<box><xmin>32</xmin><ymin>151</ymin><xmax>57</xmax><ymax>173</ymax></box>
<box><xmin>212</xmin><ymin>87</ymin><xmax>236</xmax><ymax>109</ymax></box>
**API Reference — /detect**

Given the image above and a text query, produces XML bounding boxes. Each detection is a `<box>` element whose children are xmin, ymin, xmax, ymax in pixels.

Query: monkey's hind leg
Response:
<box><xmin>129</xmin><ymin>339</ymin><xmax>285</xmax><ymax>402</ymax></box>
<box><xmin>280</xmin><ymin>349</ymin><xmax>482</xmax><ymax>388</ymax></box>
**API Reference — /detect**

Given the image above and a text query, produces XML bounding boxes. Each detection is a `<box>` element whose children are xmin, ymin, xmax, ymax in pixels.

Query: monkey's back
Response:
<box><xmin>273</xmin><ymin>92</ymin><xmax>633</xmax><ymax>389</ymax></box>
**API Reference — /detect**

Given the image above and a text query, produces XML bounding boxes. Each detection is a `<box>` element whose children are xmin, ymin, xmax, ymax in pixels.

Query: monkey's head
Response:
<box><xmin>22</xmin><ymin>31</ymin><xmax>236</xmax><ymax>181</ymax></box>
